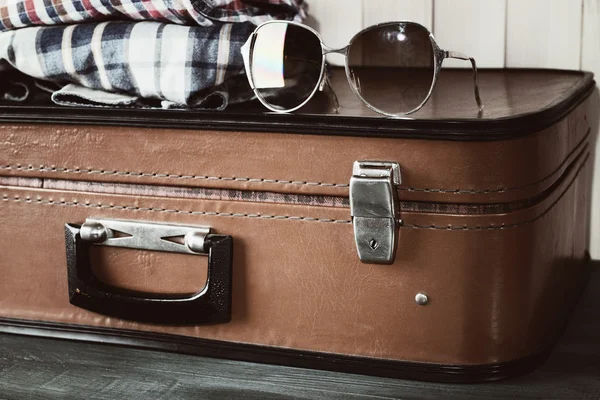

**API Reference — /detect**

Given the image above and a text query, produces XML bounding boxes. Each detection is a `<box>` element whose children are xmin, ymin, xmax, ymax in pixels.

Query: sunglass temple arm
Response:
<box><xmin>445</xmin><ymin>51</ymin><xmax>484</xmax><ymax>114</ymax></box>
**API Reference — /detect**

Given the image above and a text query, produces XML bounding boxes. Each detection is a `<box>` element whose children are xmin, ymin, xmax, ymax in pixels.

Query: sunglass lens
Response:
<box><xmin>251</xmin><ymin>23</ymin><xmax>323</xmax><ymax>111</ymax></box>
<box><xmin>347</xmin><ymin>22</ymin><xmax>435</xmax><ymax>115</ymax></box>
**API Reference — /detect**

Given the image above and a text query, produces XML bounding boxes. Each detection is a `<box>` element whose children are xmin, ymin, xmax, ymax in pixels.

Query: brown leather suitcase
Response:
<box><xmin>0</xmin><ymin>68</ymin><xmax>597</xmax><ymax>382</ymax></box>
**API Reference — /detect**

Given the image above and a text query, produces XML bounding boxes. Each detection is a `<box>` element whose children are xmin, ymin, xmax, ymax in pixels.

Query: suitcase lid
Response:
<box><xmin>0</xmin><ymin>68</ymin><xmax>596</xmax><ymax>215</ymax></box>
<box><xmin>0</xmin><ymin>68</ymin><xmax>595</xmax><ymax>141</ymax></box>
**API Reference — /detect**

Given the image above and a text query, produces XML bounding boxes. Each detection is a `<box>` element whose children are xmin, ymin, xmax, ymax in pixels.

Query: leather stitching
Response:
<box><xmin>0</xmin><ymin>165</ymin><xmax>350</xmax><ymax>188</ymax></box>
<box><xmin>1</xmin><ymin>194</ymin><xmax>352</xmax><ymax>224</ymax></box>
<box><xmin>0</xmin><ymin>163</ymin><xmax>565</xmax><ymax>193</ymax></box>
<box><xmin>402</xmin><ymin>153</ymin><xmax>589</xmax><ymax>231</ymax></box>
<box><xmin>0</xmin><ymin>193</ymin><xmax>550</xmax><ymax>231</ymax></box>
<box><xmin>403</xmin><ymin>223</ymin><xmax>523</xmax><ymax>230</ymax></box>
<box><xmin>2</xmin><ymin>145</ymin><xmax>587</xmax><ymax>230</ymax></box>
<box><xmin>399</xmin><ymin>128</ymin><xmax>590</xmax><ymax>194</ymax></box>
<box><xmin>0</xmin><ymin>129</ymin><xmax>589</xmax><ymax>194</ymax></box>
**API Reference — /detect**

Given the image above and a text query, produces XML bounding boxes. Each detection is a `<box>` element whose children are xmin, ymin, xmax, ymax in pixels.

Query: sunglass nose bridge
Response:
<box><xmin>322</xmin><ymin>45</ymin><xmax>349</xmax><ymax>55</ymax></box>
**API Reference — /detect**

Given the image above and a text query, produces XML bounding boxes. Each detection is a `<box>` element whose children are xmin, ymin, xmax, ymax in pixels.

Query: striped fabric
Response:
<box><xmin>0</xmin><ymin>20</ymin><xmax>255</xmax><ymax>107</ymax></box>
<box><xmin>0</xmin><ymin>0</ymin><xmax>306</xmax><ymax>32</ymax></box>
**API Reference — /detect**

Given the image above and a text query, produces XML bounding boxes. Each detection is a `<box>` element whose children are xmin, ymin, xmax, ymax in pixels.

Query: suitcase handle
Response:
<box><xmin>64</xmin><ymin>219</ymin><xmax>233</xmax><ymax>325</ymax></box>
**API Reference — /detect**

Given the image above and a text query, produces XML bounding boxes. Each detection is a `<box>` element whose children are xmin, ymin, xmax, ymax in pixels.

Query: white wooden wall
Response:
<box><xmin>308</xmin><ymin>0</ymin><xmax>600</xmax><ymax>259</ymax></box>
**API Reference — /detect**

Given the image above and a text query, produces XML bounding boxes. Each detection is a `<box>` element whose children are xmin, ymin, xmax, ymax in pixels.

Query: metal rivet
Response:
<box><xmin>415</xmin><ymin>293</ymin><xmax>429</xmax><ymax>306</ymax></box>
<box><xmin>80</xmin><ymin>222</ymin><xmax>108</xmax><ymax>243</ymax></box>
<box><xmin>185</xmin><ymin>232</ymin><xmax>206</xmax><ymax>253</ymax></box>
<box><xmin>368</xmin><ymin>239</ymin><xmax>379</xmax><ymax>250</ymax></box>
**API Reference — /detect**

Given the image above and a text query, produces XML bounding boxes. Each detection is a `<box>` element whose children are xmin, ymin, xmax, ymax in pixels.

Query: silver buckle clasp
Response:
<box><xmin>350</xmin><ymin>161</ymin><xmax>401</xmax><ymax>264</ymax></box>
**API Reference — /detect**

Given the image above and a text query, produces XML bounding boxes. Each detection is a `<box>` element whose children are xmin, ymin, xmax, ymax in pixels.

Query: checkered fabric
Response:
<box><xmin>0</xmin><ymin>0</ymin><xmax>306</xmax><ymax>32</ymax></box>
<box><xmin>0</xmin><ymin>20</ymin><xmax>256</xmax><ymax>107</ymax></box>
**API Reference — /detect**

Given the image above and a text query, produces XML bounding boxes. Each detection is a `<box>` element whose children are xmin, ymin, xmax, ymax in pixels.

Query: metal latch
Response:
<box><xmin>350</xmin><ymin>161</ymin><xmax>401</xmax><ymax>264</ymax></box>
<box><xmin>79</xmin><ymin>218</ymin><xmax>211</xmax><ymax>255</ymax></box>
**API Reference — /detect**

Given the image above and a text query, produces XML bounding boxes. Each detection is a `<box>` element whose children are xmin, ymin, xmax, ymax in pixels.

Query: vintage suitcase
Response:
<box><xmin>0</xmin><ymin>69</ymin><xmax>597</xmax><ymax>382</ymax></box>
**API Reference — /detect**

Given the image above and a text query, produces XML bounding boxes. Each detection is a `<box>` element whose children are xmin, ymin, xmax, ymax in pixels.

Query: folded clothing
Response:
<box><xmin>48</xmin><ymin>72</ymin><xmax>256</xmax><ymax>109</ymax></box>
<box><xmin>0</xmin><ymin>0</ymin><xmax>306</xmax><ymax>32</ymax></box>
<box><xmin>0</xmin><ymin>20</ymin><xmax>255</xmax><ymax>108</ymax></box>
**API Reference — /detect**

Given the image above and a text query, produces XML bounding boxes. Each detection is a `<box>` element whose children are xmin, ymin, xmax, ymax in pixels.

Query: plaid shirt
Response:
<box><xmin>0</xmin><ymin>20</ymin><xmax>256</xmax><ymax>107</ymax></box>
<box><xmin>0</xmin><ymin>0</ymin><xmax>306</xmax><ymax>32</ymax></box>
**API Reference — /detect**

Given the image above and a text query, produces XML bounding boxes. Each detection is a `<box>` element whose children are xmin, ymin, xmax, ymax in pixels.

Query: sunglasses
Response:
<box><xmin>241</xmin><ymin>20</ymin><xmax>483</xmax><ymax>117</ymax></box>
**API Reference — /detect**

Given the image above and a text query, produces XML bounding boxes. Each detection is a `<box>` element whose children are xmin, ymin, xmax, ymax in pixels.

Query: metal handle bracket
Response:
<box><xmin>80</xmin><ymin>218</ymin><xmax>210</xmax><ymax>254</ymax></box>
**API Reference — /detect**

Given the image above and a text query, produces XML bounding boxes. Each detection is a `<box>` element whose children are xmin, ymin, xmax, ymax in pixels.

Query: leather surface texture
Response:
<box><xmin>0</xmin><ymin>136</ymin><xmax>594</xmax><ymax>366</ymax></box>
<box><xmin>0</xmin><ymin>95</ymin><xmax>593</xmax><ymax>204</ymax></box>
<box><xmin>0</xmin><ymin>79</ymin><xmax>597</xmax><ymax>367</ymax></box>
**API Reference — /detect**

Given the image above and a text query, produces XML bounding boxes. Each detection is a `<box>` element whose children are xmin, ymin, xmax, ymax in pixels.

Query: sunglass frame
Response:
<box><xmin>242</xmin><ymin>20</ymin><xmax>482</xmax><ymax>117</ymax></box>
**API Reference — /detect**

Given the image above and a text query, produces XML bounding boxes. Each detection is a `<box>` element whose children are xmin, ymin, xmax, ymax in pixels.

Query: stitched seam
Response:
<box><xmin>1</xmin><ymin>194</ymin><xmax>352</xmax><ymax>224</ymax></box>
<box><xmin>0</xmin><ymin>165</ymin><xmax>349</xmax><ymax>188</ymax></box>
<box><xmin>3</xmin><ymin>152</ymin><xmax>586</xmax><ymax>230</ymax></box>
<box><xmin>404</xmin><ymin>222</ymin><xmax>524</xmax><ymax>230</ymax></box>
<box><xmin>0</xmin><ymin>128</ymin><xmax>589</xmax><ymax>193</ymax></box>
<box><xmin>400</xmin><ymin>128</ymin><xmax>591</xmax><ymax>194</ymax></box>
<box><xmin>403</xmin><ymin>152</ymin><xmax>589</xmax><ymax>230</ymax></box>
<box><xmin>0</xmin><ymin>193</ymin><xmax>555</xmax><ymax>231</ymax></box>
<box><xmin>0</xmin><ymin>162</ymin><xmax>566</xmax><ymax>193</ymax></box>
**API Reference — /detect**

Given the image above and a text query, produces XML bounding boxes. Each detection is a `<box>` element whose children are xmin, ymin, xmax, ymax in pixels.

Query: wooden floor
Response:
<box><xmin>1</xmin><ymin>265</ymin><xmax>599</xmax><ymax>400</ymax></box>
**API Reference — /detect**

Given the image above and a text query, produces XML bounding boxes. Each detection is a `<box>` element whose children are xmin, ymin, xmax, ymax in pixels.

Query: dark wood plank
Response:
<box><xmin>1</xmin><ymin>264</ymin><xmax>599</xmax><ymax>400</ymax></box>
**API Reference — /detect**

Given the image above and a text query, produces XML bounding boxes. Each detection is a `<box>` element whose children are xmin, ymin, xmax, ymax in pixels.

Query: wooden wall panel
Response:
<box><xmin>582</xmin><ymin>0</ymin><xmax>600</xmax><ymax>74</ymax></box>
<box><xmin>582</xmin><ymin>0</ymin><xmax>600</xmax><ymax>259</ymax></box>
<box><xmin>362</xmin><ymin>0</ymin><xmax>433</xmax><ymax>29</ymax></box>
<box><xmin>306</xmin><ymin>0</ymin><xmax>362</xmax><ymax>65</ymax></box>
<box><xmin>433</xmin><ymin>0</ymin><xmax>506</xmax><ymax>68</ymax></box>
<box><xmin>506</xmin><ymin>0</ymin><xmax>583</xmax><ymax>69</ymax></box>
